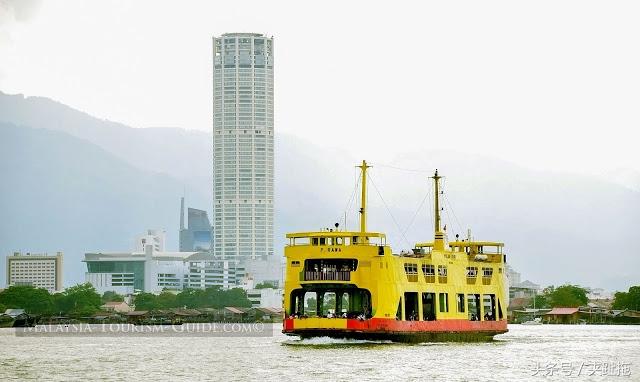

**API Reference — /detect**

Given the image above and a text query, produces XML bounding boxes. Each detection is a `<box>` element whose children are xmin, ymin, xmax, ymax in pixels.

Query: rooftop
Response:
<box><xmin>546</xmin><ymin>307</ymin><xmax>580</xmax><ymax>315</ymax></box>
<box><xmin>83</xmin><ymin>251</ymin><xmax>199</xmax><ymax>262</ymax></box>
<box><xmin>220</xmin><ymin>32</ymin><xmax>264</xmax><ymax>37</ymax></box>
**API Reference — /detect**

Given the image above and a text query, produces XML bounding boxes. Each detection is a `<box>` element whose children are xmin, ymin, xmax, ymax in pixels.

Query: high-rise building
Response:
<box><xmin>179</xmin><ymin>197</ymin><xmax>213</xmax><ymax>252</ymax></box>
<box><xmin>212</xmin><ymin>33</ymin><xmax>274</xmax><ymax>270</ymax></box>
<box><xmin>6</xmin><ymin>252</ymin><xmax>63</xmax><ymax>292</ymax></box>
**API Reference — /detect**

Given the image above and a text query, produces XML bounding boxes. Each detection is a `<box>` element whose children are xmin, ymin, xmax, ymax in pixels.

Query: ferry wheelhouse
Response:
<box><xmin>282</xmin><ymin>161</ymin><xmax>508</xmax><ymax>342</ymax></box>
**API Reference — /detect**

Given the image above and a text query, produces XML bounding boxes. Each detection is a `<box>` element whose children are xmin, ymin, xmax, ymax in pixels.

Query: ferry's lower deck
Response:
<box><xmin>282</xmin><ymin>282</ymin><xmax>508</xmax><ymax>342</ymax></box>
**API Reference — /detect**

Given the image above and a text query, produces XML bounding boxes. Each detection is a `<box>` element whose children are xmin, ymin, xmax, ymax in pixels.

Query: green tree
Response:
<box><xmin>612</xmin><ymin>286</ymin><xmax>640</xmax><ymax>310</ymax></box>
<box><xmin>133</xmin><ymin>293</ymin><xmax>159</xmax><ymax>311</ymax></box>
<box><xmin>255</xmin><ymin>281</ymin><xmax>277</xmax><ymax>289</ymax></box>
<box><xmin>175</xmin><ymin>288</ymin><xmax>205</xmax><ymax>308</ymax></box>
<box><xmin>533</xmin><ymin>294</ymin><xmax>550</xmax><ymax>309</ymax></box>
<box><xmin>157</xmin><ymin>290</ymin><xmax>178</xmax><ymax>309</ymax></box>
<box><xmin>56</xmin><ymin>283</ymin><xmax>102</xmax><ymax>316</ymax></box>
<box><xmin>305</xmin><ymin>296</ymin><xmax>317</xmax><ymax>315</ymax></box>
<box><xmin>0</xmin><ymin>285</ymin><xmax>54</xmax><ymax>315</ymax></box>
<box><xmin>101</xmin><ymin>291</ymin><xmax>124</xmax><ymax>303</ymax></box>
<box><xmin>220</xmin><ymin>288</ymin><xmax>252</xmax><ymax>308</ymax></box>
<box><xmin>548</xmin><ymin>285</ymin><xmax>588</xmax><ymax>308</ymax></box>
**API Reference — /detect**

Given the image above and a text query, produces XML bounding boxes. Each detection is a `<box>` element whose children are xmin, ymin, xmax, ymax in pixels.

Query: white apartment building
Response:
<box><xmin>212</xmin><ymin>33</ymin><xmax>275</xmax><ymax>275</ymax></box>
<box><xmin>184</xmin><ymin>252</ymin><xmax>245</xmax><ymax>290</ymax></box>
<box><xmin>6</xmin><ymin>252</ymin><xmax>63</xmax><ymax>292</ymax></box>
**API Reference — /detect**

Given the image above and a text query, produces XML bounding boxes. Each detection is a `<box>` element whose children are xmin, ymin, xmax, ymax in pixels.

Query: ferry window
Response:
<box><xmin>422</xmin><ymin>264</ymin><xmax>434</xmax><ymax>275</ymax></box>
<box><xmin>304</xmin><ymin>291</ymin><xmax>318</xmax><ymax>316</ymax></box>
<box><xmin>291</xmin><ymin>261</ymin><xmax>300</xmax><ymax>267</ymax></box>
<box><xmin>437</xmin><ymin>265</ymin><xmax>447</xmax><ymax>277</ymax></box>
<box><xmin>483</xmin><ymin>294</ymin><xmax>496</xmax><ymax>321</ymax></box>
<box><xmin>438</xmin><ymin>293</ymin><xmax>449</xmax><ymax>313</ymax></box>
<box><xmin>466</xmin><ymin>267</ymin><xmax>478</xmax><ymax>277</ymax></box>
<box><xmin>404</xmin><ymin>263</ymin><xmax>418</xmax><ymax>282</ymax></box>
<box><xmin>467</xmin><ymin>294</ymin><xmax>481</xmax><ymax>321</ymax></box>
<box><xmin>422</xmin><ymin>293</ymin><xmax>435</xmax><ymax>321</ymax></box>
<box><xmin>482</xmin><ymin>267</ymin><xmax>493</xmax><ymax>277</ymax></box>
<box><xmin>312</xmin><ymin>238</ymin><xmax>318</xmax><ymax>246</ymax></box>
<box><xmin>319</xmin><ymin>238</ymin><xmax>326</xmax><ymax>246</ymax></box>
<box><xmin>457</xmin><ymin>294</ymin><xmax>465</xmax><ymax>313</ymax></box>
<box><xmin>404</xmin><ymin>292</ymin><xmax>419</xmax><ymax>321</ymax></box>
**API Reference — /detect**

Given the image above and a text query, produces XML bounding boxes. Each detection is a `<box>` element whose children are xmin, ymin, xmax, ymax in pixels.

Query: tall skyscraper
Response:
<box><xmin>212</xmin><ymin>33</ymin><xmax>274</xmax><ymax>266</ymax></box>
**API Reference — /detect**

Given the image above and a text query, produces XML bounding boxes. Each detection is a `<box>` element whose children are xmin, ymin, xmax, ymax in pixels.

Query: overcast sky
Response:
<box><xmin>1</xmin><ymin>0</ymin><xmax>639</xmax><ymax>176</ymax></box>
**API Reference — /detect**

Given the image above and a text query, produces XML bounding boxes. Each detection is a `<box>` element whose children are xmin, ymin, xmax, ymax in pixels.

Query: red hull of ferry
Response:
<box><xmin>283</xmin><ymin>318</ymin><xmax>508</xmax><ymax>342</ymax></box>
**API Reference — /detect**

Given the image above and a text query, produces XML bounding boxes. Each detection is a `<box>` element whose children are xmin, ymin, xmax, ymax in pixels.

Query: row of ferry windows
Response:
<box><xmin>399</xmin><ymin>292</ymin><xmax>502</xmax><ymax>321</ymax></box>
<box><xmin>404</xmin><ymin>264</ymin><xmax>496</xmax><ymax>278</ymax></box>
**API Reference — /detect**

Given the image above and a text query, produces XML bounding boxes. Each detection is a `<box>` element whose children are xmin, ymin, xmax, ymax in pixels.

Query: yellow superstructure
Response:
<box><xmin>283</xmin><ymin>161</ymin><xmax>508</xmax><ymax>341</ymax></box>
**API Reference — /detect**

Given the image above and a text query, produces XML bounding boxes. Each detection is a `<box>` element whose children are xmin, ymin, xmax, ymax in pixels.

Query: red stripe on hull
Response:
<box><xmin>283</xmin><ymin>318</ymin><xmax>507</xmax><ymax>334</ymax></box>
<box><xmin>346</xmin><ymin>318</ymin><xmax>507</xmax><ymax>333</ymax></box>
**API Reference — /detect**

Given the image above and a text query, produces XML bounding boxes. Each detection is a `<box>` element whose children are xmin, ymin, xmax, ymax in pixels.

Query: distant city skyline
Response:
<box><xmin>0</xmin><ymin>1</ymin><xmax>639</xmax><ymax>178</ymax></box>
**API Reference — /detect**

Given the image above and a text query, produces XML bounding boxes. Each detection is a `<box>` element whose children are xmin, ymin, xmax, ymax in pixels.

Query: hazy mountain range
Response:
<box><xmin>1</xmin><ymin>91</ymin><xmax>638</xmax><ymax>291</ymax></box>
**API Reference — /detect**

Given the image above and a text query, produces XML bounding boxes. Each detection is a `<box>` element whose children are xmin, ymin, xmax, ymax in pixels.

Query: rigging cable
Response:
<box><xmin>369</xmin><ymin>163</ymin><xmax>433</xmax><ymax>174</ymax></box>
<box><xmin>339</xmin><ymin>168</ymin><xmax>361</xmax><ymax>230</ymax></box>
<box><xmin>441</xmin><ymin>178</ymin><xmax>465</xmax><ymax>236</ymax></box>
<box><xmin>368</xmin><ymin>173</ymin><xmax>412</xmax><ymax>248</ymax></box>
<box><xmin>402</xmin><ymin>187</ymin><xmax>430</xmax><ymax>237</ymax></box>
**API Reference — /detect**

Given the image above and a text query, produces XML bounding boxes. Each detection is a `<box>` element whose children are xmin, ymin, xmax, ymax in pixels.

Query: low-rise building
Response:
<box><xmin>6</xmin><ymin>252</ymin><xmax>63</xmax><ymax>292</ymax></box>
<box><xmin>84</xmin><ymin>245</ymin><xmax>195</xmax><ymax>295</ymax></box>
<box><xmin>184</xmin><ymin>253</ymin><xmax>244</xmax><ymax>290</ymax></box>
<box><xmin>100</xmin><ymin>301</ymin><xmax>132</xmax><ymax>313</ymax></box>
<box><xmin>246</xmin><ymin>288</ymin><xmax>283</xmax><ymax>308</ymax></box>
<box><xmin>545</xmin><ymin>307</ymin><xmax>580</xmax><ymax>324</ymax></box>
<box><xmin>135</xmin><ymin>229</ymin><xmax>166</xmax><ymax>252</ymax></box>
<box><xmin>510</xmin><ymin>280</ymin><xmax>541</xmax><ymax>299</ymax></box>
<box><xmin>85</xmin><ymin>247</ymin><xmax>247</xmax><ymax>295</ymax></box>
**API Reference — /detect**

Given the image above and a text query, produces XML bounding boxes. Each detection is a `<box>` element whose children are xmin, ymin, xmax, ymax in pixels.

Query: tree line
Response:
<box><xmin>133</xmin><ymin>287</ymin><xmax>252</xmax><ymax>311</ymax></box>
<box><xmin>0</xmin><ymin>283</ymin><xmax>253</xmax><ymax>317</ymax></box>
<box><xmin>532</xmin><ymin>284</ymin><xmax>640</xmax><ymax>310</ymax></box>
<box><xmin>532</xmin><ymin>285</ymin><xmax>589</xmax><ymax>308</ymax></box>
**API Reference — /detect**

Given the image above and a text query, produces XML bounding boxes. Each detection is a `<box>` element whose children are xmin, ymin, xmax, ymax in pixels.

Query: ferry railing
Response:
<box><xmin>303</xmin><ymin>271</ymin><xmax>351</xmax><ymax>282</ymax></box>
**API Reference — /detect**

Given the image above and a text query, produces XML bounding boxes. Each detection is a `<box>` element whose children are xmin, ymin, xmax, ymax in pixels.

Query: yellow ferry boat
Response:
<box><xmin>282</xmin><ymin>161</ymin><xmax>508</xmax><ymax>342</ymax></box>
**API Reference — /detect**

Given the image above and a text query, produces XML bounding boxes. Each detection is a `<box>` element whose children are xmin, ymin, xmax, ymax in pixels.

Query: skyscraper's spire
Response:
<box><xmin>180</xmin><ymin>196</ymin><xmax>185</xmax><ymax>231</ymax></box>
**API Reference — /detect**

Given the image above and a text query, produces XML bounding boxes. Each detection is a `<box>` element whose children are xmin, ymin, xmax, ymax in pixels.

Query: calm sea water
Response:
<box><xmin>0</xmin><ymin>324</ymin><xmax>638</xmax><ymax>381</ymax></box>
